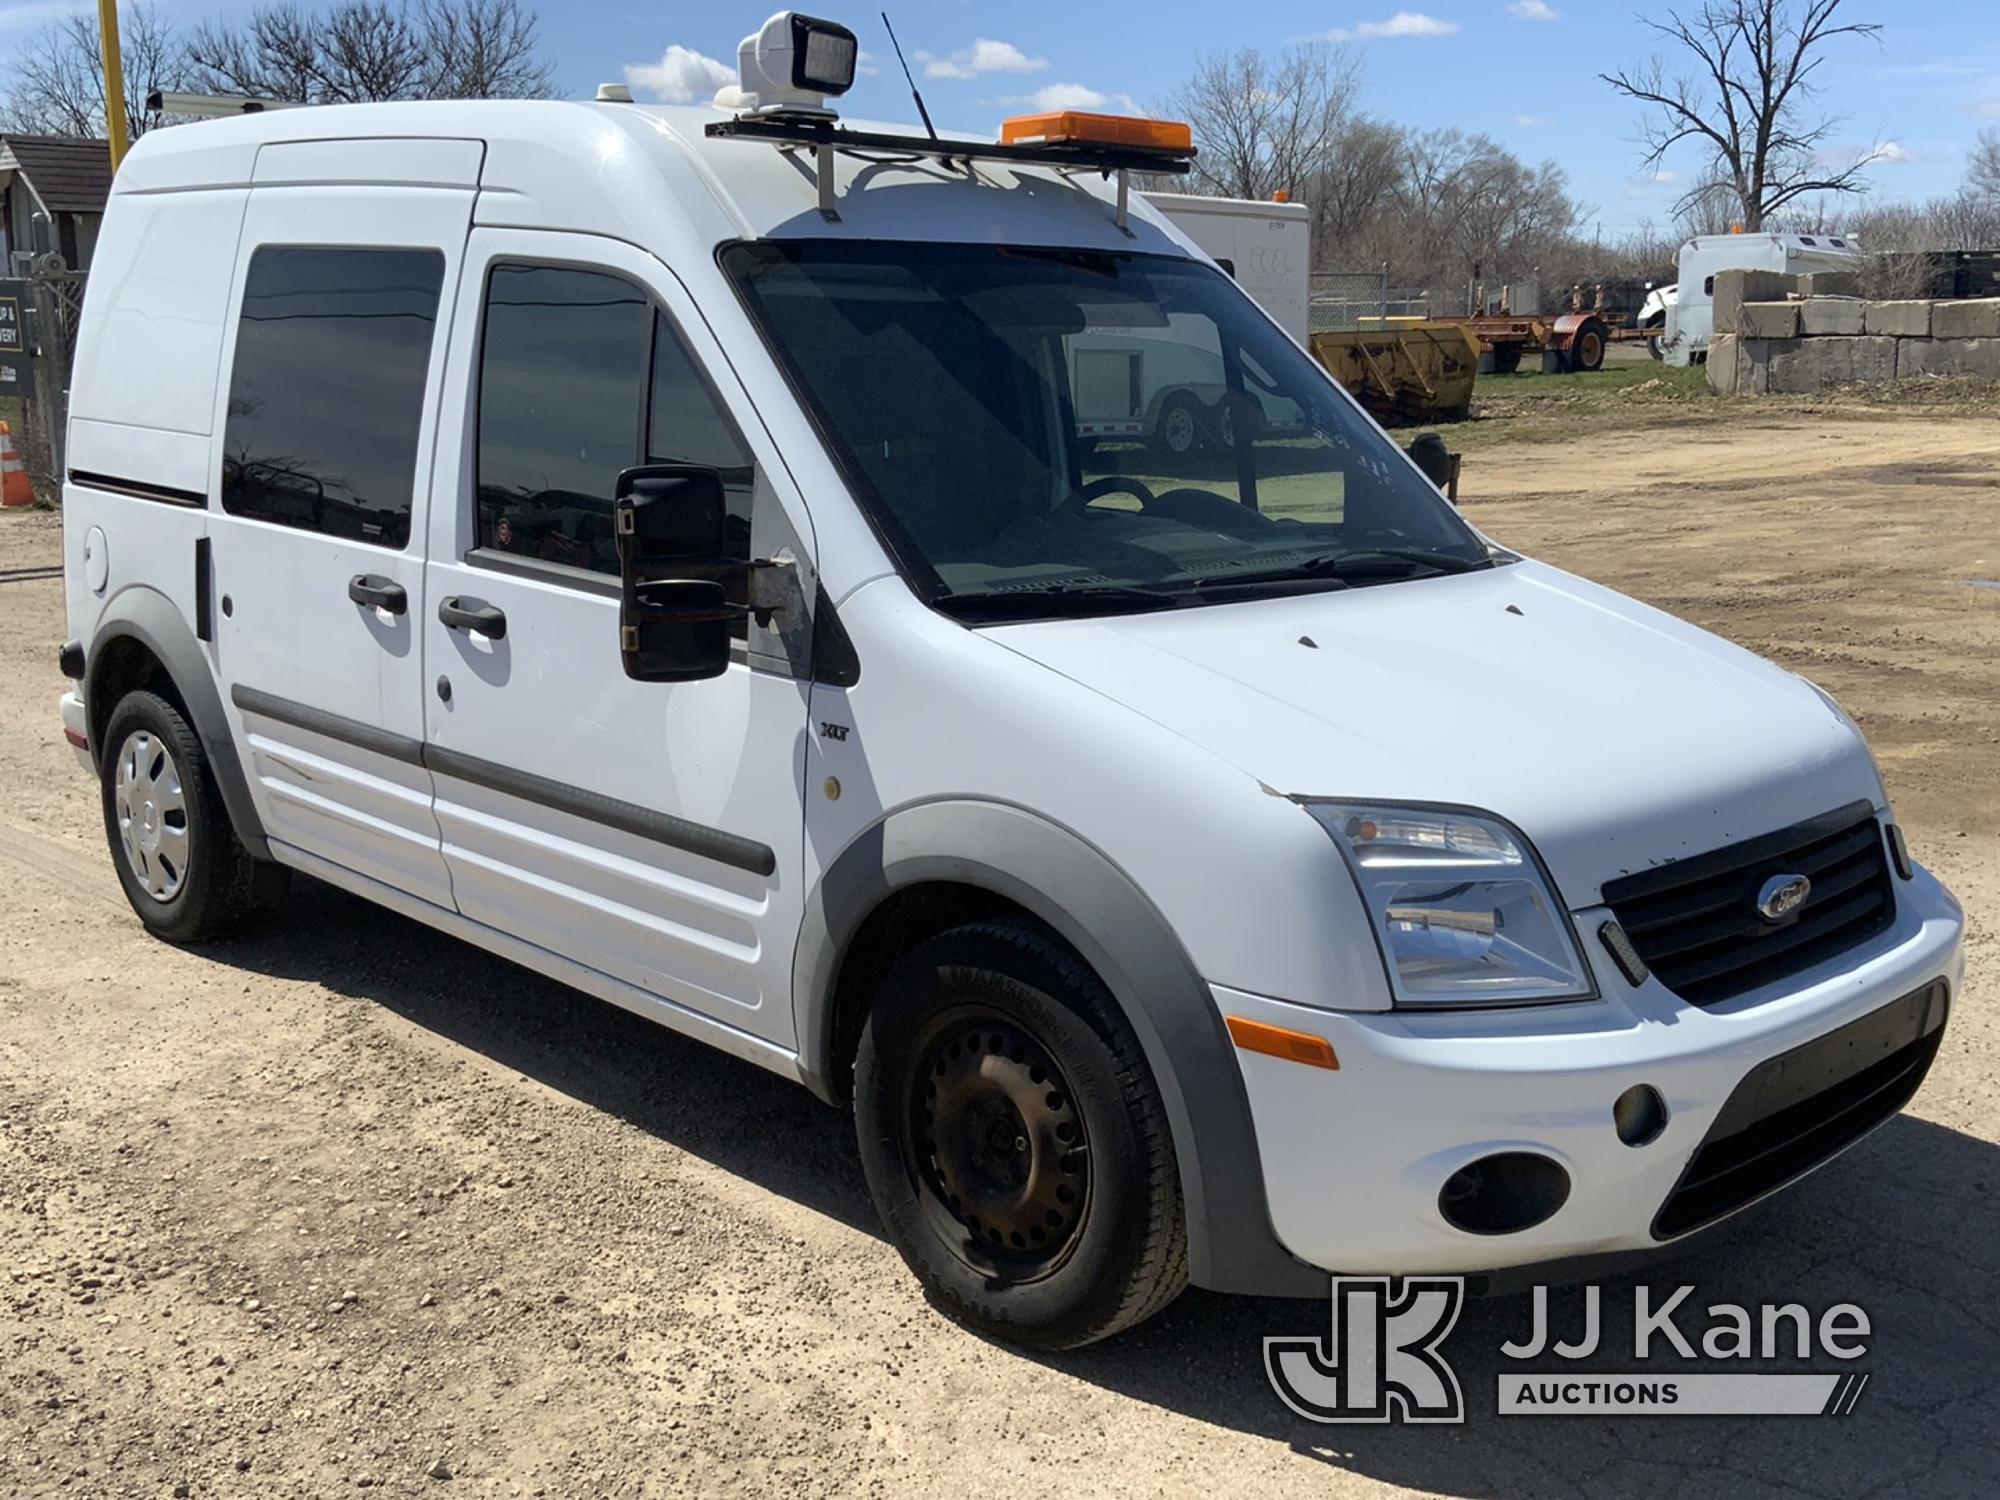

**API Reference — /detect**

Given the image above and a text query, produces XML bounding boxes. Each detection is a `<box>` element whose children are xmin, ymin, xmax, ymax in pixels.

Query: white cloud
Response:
<box><xmin>1001</xmin><ymin>82</ymin><xmax>1140</xmax><ymax>114</ymax></box>
<box><xmin>1508</xmin><ymin>1</ymin><xmax>1560</xmax><ymax>20</ymax></box>
<box><xmin>1653</xmin><ymin>169</ymin><xmax>1679</xmax><ymax>183</ymax></box>
<box><xmin>1871</xmin><ymin>140</ymin><xmax>1915</xmax><ymax>165</ymax></box>
<box><xmin>915</xmin><ymin>38</ymin><xmax>1046</xmax><ymax>80</ymax></box>
<box><xmin>1322</xmin><ymin>12</ymin><xmax>1460</xmax><ymax>41</ymax></box>
<box><xmin>1978</xmin><ymin>100</ymin><xmax>2000</xmax><ymax>118</ymax></box>
<box><xmin>625</xmin><ymin>45</ymin><xmax>735</xmax><ymax>104</ymax></box>
<box><xmin>1514</xmin><ymin>113</ymin><xmax>1553</xmax><ymax>127</ymax></box>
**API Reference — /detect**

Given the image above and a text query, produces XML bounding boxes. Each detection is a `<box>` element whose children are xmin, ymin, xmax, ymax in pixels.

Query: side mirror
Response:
<box><xmin>1405</xmin><ymin>432</ymin><xmax>1460</xmax><ymax>503</ymax></box>
<box><xmin>614</xmin><ymin>465</ymin><xmax>742</xmax><ymax>683</ymax></box>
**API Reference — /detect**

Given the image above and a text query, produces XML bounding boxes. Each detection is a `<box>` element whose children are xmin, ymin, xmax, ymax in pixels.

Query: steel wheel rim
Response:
<box><xmin>904</xmin><ymin>1010</ymin><xmax>1090</xmax><ymax>1281</ymax></box>
<box><xmin>113</xmin><ymin>729</ymin><xmax>189</xmax><ymax>902</ymax></box>
<box><xmin>1164</xmin><ymin>405</ymin><xmax>1196</xmax><ymax>454</ymax></box>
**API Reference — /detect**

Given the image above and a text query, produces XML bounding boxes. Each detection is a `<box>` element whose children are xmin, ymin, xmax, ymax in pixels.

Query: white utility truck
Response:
<box><xmin>1649</xmin><ymin>230</ymin><xmax>1864</xmax><ymax>365</ymax></box>
<box><xmin>58</xmin><ymin>10</ymin><xmax>1962</xmax><ymax>1351</ymax></box>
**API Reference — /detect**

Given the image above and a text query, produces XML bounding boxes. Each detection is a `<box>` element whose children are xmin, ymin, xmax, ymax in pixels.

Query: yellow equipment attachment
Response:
<box><xmin>1309</xmin><ymin>321</ymin><xmax>1481</xmax><ymax>425</ymax></box>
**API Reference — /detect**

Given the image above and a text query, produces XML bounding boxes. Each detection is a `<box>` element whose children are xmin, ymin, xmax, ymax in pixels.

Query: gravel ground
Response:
<box><xmin>0</xmin><ymin>399</ymin><xmax>1996</xmax><ymax>1498</ymax></box>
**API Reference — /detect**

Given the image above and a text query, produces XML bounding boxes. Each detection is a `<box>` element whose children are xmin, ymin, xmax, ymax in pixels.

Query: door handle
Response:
<box><xmin>438</xmin><ymin>596</ymin><xmax>507</xmax><ymax>640</ymax></box>
<box><xmin>347</xmin><ymin>573</ymin><xmax>408</xmax><ymax>615</ymax></box>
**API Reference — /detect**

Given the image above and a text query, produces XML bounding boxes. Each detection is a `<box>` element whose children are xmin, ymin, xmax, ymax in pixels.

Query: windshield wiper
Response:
<box><xmin>936</xmin><ymin>581</ymin><xmax>1186</xmax><ymax>621</ymax></box>
<box><xmin>1188</xmin><ymin>547</ymin><xmax>1491</xmax><ymax>592</ymax></box>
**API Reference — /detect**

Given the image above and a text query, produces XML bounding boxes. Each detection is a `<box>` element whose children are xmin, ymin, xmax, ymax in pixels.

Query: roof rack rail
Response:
<box><xmin>703</xmin><ymin>115</ymin><xmax>1194</xmax><ymax>231</ymax></box>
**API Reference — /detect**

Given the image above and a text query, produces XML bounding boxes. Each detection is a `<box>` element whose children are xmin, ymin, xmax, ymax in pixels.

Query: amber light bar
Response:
<box><xmin>999</xmin><ymin>111</ymin><xmax>1194</xmax><ymax>154</ymax></box>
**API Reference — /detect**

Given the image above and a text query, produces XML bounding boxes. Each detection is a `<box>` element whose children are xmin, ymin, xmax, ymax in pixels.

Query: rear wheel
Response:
<box><xmin>854</xmin><ymin>920</ymin><xmax>1188</xmax><ymax>1349</ymax></box>
<box><xmin>1571</xmin><ymin>318</ymin><xmax>1609</xmax><ymax>372</ymax></box>
<box><xmin>1151</xmin><ymin>393</ymin><xmax>1203</xmax><ymax>460</ymax></box>
<box><xmin>100</xmin><ymin>690</ymin><xmax>270</xmax><ymax>943</ymax></box>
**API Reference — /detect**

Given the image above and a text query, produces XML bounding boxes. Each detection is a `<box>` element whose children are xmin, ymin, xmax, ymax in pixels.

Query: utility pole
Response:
<box><xmin>98</xmin><ymin>0</ymin><xmax>131</xmax><ymax>172</ymax></box>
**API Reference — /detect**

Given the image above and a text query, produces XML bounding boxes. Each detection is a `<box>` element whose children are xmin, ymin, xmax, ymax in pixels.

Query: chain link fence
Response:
<box><xmin>0</xmin><ymin>259</ymin><xmax>84</xmax><ymax>506</ymax></box>
<box><xmin>1308</xmin><ymin>268</ymin><xmax>1433</xmax><ymax>333</ymax></box>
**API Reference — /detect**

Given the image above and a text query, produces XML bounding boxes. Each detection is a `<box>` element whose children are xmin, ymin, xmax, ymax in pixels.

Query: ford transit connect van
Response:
<box><xmin>57</xmin><ymin>15</ymin><xmax>1963</xmax><ymax>1350</ymax></box>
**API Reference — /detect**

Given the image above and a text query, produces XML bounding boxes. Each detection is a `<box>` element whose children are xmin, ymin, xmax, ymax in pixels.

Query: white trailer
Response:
<box><xmin>1652</xmin><ymin>231</ymin><xmax>1864</xmax><ymax>365</ymax></box>
<box><xmin>1143</xmin><ymin>191</ymin><xmax>1311</xmax><ymax>344</ymax></box>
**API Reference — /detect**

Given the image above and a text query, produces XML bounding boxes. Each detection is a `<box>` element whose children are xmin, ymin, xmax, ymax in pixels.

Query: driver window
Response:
<box><xmin>475</xmin><ymin>262</ymin><xmax>755</xmax><ymax>596</ymax></box>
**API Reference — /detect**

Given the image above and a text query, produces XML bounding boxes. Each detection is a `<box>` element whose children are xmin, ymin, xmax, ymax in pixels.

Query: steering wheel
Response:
<box><xmin>1056</xmin><ymin>474</ymin><xmax>1157</xmax><ymax>517</ymax></box>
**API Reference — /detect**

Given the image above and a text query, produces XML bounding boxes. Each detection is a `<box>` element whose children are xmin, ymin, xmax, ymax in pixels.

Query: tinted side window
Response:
<box><xmin>476</xmin><ymin>265</ymin><xmax>650</xmax><ymax>572</ymax></box>
<box><xmin>649</xmin><ymin>318</ymin><xmax>754</xmax><ymax>564</ymax></box>
<box><xmin>476</xmin><ymin>263</ymin><xmax>757</xmax><ymax>586</ymax></box>
<box><xmin>222</xmin><ymin>247</ymin><xmax>444</xmax><ymax>548</ymax></box>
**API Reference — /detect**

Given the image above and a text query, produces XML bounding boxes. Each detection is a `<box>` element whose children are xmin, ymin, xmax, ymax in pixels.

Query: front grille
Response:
<box><xmin>1652</xmin><ymin>980</ymin><xmax>1948</xmax><ymax>1239</ymax></box>
<box><xmin>1602</xmin><ymin>802</ymin><xmax>1896</xmax><ymax>1006</ymax></box>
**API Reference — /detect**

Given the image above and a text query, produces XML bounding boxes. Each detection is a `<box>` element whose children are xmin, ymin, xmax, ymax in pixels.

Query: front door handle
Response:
<box><xmin>348</xmin><ymin>573</ymin><xmax>407</xmax><ymax>615</ymax></box>
<box><xmin>438</xmin><ymin>596</ymin><xmax>507</xmax><ymax>640</ymax></box>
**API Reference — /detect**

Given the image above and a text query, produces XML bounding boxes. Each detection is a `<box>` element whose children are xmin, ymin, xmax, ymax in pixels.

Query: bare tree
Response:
<box><xmin>1970</xmin><ymin>129</ymin><xmax>2000</xmax><ymax>201</ymax></box>
<box><xmin>1602</xmin><ymin>1</ymin><xmax>1882</xmax><ymax>231</ymax></box>
<box><xmin>1166</xmin><ymin>43</ymin><xmax>1360</xmax><ymax>201</ymax></box>
<box><xmin>1</xmin><ymin>4</ymin><xmax>190</xmax><ymax>140</ymax></box>
<box><xmin>418</xmin><ymin>0</ymin><xmax>555</xmax><ymax>99</ymax></box>
<box><xmin>186</xmin><ymin>0</ymin><xmax>554</xmax><ymax>106</ymax></box>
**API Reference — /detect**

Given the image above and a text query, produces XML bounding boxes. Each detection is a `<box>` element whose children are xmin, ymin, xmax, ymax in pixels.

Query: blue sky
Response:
<box><xmin>592</xmin><ymin>0</ymin><xmax>1997</xmax><ymax>237</ymax></box>
<box><xmin>8</xmin><ymin>1</ymin><xmax>1997</xmax><ymax>234</ymax></box>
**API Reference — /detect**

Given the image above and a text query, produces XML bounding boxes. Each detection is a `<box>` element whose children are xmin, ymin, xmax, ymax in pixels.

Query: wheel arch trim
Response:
<box><xmin>84</xmin><ymin>585</ymin><xmax>270</xmax><ymax>859</ymax></box>
<box><xmin>794</xmin><ymin>797</ymin><xmax>1322</xmax><ymax>1295</ymax></box>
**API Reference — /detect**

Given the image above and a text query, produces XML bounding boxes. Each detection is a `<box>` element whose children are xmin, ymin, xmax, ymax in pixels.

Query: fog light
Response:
<box><xmin>1613</xmin><ymin>1084</ymin><xmax>1668</xmax><ymax>1147</ymax></box>
<box><xmin>1437</xmin><ymin>1152</ymin><xmax>1570</xmax><ymax>1236</ymax></box>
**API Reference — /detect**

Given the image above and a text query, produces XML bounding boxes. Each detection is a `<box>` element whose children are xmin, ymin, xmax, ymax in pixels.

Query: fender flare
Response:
<box><xmin>85</xmin><ymin>585</ymin><xmax>270</xmax><ymax>860</ymax></box>
<box><xmin>793</xmin><ymin>798</ymin><xmax>1321</xmax><ymax>1296</ymax></box>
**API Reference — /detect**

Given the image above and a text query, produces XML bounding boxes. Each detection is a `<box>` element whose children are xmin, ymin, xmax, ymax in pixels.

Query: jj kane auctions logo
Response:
<box><xmin>1267</xmin><ymin>1278</ymin><xmax>1873</xmax><ymax>1422</ymax></box>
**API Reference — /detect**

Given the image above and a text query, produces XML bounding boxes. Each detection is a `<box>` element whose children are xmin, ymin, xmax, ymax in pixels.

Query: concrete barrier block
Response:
<box><xmin>1712</xmin><ymin>270</ymin><xmax>1798</xmax><ymax>334</ymax></box>
<box><xmin>1737</xmin><ymin>337</ymin><xmax>1782</xmax><ymax>394</ymax></box>
<box><xmin>1767</xmin><ymin>337</ymin><xmax>1849</xmax><ymax>391</ymax></box>
<box><xmin>1849</xmin><ymin>335</ymin><xmax>1899</xmax><ymax>383</ymax></box>
<box><xmin>1898</xmin><ymin>337</ymin><xmax>2000</xmax><ymax>377</ymax></box>
<box><xmin>1800</xmin><ymin>271</ymin><xmax>1862</xmax><ymax>298</ymax></box>
<box><xmin>1864</xmin><ymin>300</ymin><xmax>1932</xmax><ymax>337</ymax></box>
<box><xmin>1740</xmin><ymin>301</ymin><xmax>1803</xmax><ymax>339</ymax></box>
<box><xmin>1801</xmin><ymin>297</ymin><xmax>1866</xmax><ymax>336</ymax></box>
<box><xmin>1706</xmin><ymin>334</ymin><xmax>1740</xmax><ymax>393</ymax></box>
<box><xmin>1931</xmin><ymin>298</ymin><xmax>2000</xmax><ymax>338</ymax></box>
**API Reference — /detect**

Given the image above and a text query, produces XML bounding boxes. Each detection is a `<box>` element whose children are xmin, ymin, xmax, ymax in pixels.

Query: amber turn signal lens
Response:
<box><xmin>998</xmin><ymin>111</ymin><xmax>1194</xmax><ymax>152</ymax></box>
<box><xmin>1225</xmin><ymin>1016</ymin><xmax>1339</xmax><ymax>1070</ymax></box>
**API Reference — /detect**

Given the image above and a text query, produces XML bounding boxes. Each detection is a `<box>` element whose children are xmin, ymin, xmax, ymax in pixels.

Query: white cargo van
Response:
<box><xmin>1652</xmin><ymin>230</ymin><xmax>1864</xmax><ymax>365</ymax></box>
<box><xmin>58</xmin><ymin>13</ymin><xmax>1962</xmax><ymax>1350</ymax></box>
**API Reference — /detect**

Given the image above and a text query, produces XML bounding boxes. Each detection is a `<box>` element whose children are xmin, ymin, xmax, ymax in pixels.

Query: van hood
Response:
<box><xmin>986</xmin><ymin>560</ymin><xmax>1883</xmax><ymax>909</ymax></box>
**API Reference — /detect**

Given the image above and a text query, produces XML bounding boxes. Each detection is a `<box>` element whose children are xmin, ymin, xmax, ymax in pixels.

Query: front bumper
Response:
<box><xmin>1219</xmin><ymin>861</ymin><xmax>1964</xmax><ymax>1276</ymax></box>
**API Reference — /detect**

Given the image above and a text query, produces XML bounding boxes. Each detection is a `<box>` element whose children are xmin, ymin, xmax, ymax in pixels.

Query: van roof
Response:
<box><xmin>115</xmin><ymin>98</ymin><xmax>1190</xmax><ymax>259</ymax></box>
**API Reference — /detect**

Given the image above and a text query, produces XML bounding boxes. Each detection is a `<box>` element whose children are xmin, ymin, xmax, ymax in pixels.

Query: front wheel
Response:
<box><xmin>100</xmin><ymin>689</ymin><xmax>271</xmax><ymax>943</ymax></box>
<box><xmin>854</xmin><ymin>920</ymin><xmax>1188</xmax><ymax>1349</ymax></box>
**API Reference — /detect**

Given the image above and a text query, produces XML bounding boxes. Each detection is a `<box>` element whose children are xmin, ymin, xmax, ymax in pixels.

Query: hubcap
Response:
<box><xmin>113</xmin><ymin>730</ymin><xmax>189</xmax><ymax>902</ymax></box>
<box><xmin>1164</xmin><ymin>406</ymin><xmax>1196</xmax><ymax>454</ymax></box>
<box><xmin>907</xmin><ymin>1014</ymin><xmax>1089</xmax><ymax>1277</ymax></box>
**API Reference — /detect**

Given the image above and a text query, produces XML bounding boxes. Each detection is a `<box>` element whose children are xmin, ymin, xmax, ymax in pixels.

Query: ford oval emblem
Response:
<box><xmin>1756</xmin><ymin>873</ymin><xmax>1812</xmax><ymax>923</ymax></box>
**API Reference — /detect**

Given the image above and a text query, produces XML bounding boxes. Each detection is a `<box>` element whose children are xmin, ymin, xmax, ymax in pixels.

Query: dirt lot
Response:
<box><xmin>2</xmin><ymin>390</ymin><xmax>1997</xmax><ymax>1498</ymax></box>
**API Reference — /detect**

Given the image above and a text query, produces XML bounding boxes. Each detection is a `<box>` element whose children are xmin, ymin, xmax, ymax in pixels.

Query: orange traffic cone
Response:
<box><xmin>0</xmin><ymin>420</ymin><xmax>34</xmax><ymax>507</ymax></box>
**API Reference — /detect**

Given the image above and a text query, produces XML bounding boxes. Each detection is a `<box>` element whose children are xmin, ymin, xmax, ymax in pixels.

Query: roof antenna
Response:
<box><xmin>881</xmin><ymin>12</ymin><xmax>938</xmax><ymax>142</ymax></box>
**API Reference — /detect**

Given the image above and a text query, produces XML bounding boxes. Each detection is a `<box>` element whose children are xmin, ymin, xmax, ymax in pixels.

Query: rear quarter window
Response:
<box><xmin>220</xmin><ymin>246</ymin><xmax>445</xmax><ymax>549</ymax></box>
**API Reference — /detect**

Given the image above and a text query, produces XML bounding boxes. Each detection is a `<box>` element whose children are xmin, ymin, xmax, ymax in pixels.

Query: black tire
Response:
<box><xmin>1149</xmin><ymin>392</ymin><xmax>1204</xmax><ymax>461</ymax></box>
<box><xmin>1489</xmin><ymin>342</ymin><xmax>1524</xmax><ymax>375</ymax></box>
<box><xmin>854</xmin><ymin>919</ymin><xmax>1188</xmax><ymax>1349</ymax></box>
<box><xmin>1571</xmin><ymin>318</ymin><xmax>1609</xmax><ymax>372</ymax></box>
<box><xmin>99</xmin><ymin>689</ymin><xmax>268</xmax><ymax>943</ymax></box>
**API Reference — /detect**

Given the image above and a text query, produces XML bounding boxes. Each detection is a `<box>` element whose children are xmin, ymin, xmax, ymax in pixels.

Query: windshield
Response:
<box><xmin>722</xmin><ymin>241</ymin><xmax>1490</xmax><ymax>619</ymax></box>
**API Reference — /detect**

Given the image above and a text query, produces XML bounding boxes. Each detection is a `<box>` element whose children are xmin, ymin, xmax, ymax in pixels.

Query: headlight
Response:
<box><xmin>1307</xmin><ymin>803</ymin><xmax>1595</xmax><ymax>1008</ymax></box>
